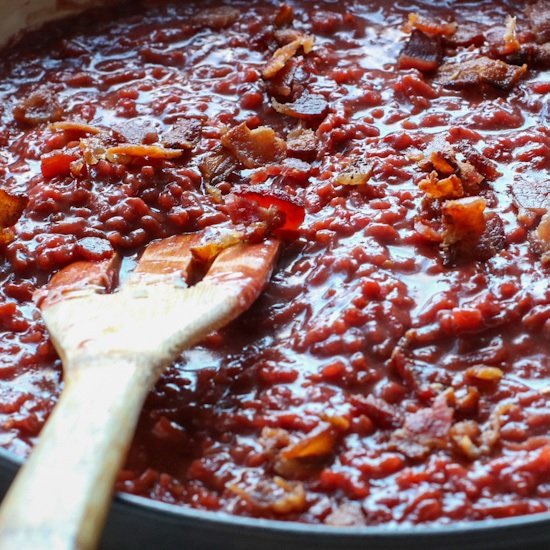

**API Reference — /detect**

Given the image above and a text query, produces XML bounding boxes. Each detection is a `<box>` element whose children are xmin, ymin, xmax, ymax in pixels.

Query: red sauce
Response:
<box><xmin>0</xmin><ymin>0</ymin><xmax>549</xmax><ymax>526</ymax></box>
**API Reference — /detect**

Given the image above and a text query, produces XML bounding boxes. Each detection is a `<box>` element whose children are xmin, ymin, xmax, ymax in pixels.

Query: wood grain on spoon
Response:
<box><xmin>0</xmin><ymin>234</ymin><xmax>280</xmax><ymax>550</ymax></box>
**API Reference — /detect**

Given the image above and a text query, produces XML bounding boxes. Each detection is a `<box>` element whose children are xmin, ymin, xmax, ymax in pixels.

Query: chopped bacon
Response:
<box><xmin>397</xmin><ymin>30</ymin><xmax>442</xmax><ymax>73</ymax></box>
<box><xmin>235</xmin><ymin>187</ymin><xmax>305</xmax><ymax>235</ymax></box>
<box><xmin>286</xmin><ymin>127</ymin><xmax>317</xmax><ymax>161</ymax></box>
<box><xmin>190</xmin><ymin>229</ymin><xmax>243</xmax><ymax>264</ymax></box>
<box><xmin>192</xmin><ymin>6</ymin><xmax>240</xmax><ymax>30</ymax></box>
<box><xmin>350</xmin><ymin>394</ymin><xmax>401</xmax><ymax>429</ymax></box>
<box><xmin>418</xmin><ymin>171</ymin><xmax>464</xmax><ymax>199</ymax></box>
<box><xmin>335</xmin><ymin>161</ymin><xmax>373</xmax><ymax>187</ymax></box>
<box><xmin>41</xmin><ymin>151</ymin><xmax>80</xmax><ymax>179</ymax></box>
<box><xmin>111</xmin><ymin>118</ymin><xmax>160</xmax><ymax>145</ymax></box>
<box><xmin>272</xmin><ymin>91</ymin><xmax>329</xmax><ymax>121</ymax></box>
<box><xmin>280</xmin><ymin>422</ymin><xmax>338</xmax><ymax>460</ymax></box>
<box><xmin>502</xmin><ymin>16</ymin><xmax>520</xmax><ymax>55</ymax></box>
<box><xmin>161</xmin><ymin>118</ymin><xmax>202</xmax><ymax>150</ymax></box>
<box><xmin>199</xmin><ymin>149</ymin><xmax>239</xmax><ymax>187</ymax></box>
<box><xmin>80</xmin><ymin>136</ymin><xmax>108</xmax><ymax>166</ymax></box>
<box><xmin>221</xmin><ymin>123</ymin><xmax>287</xmax><ymax>168</ymax></box>
<box><xmin>390</xmin><ymin>398</ymin><xmax>453</xmax><ymax>459</ymax></box>
<box><xmin>229</xmin><ymin>474</ymin><xmax>306</xmax><ymax>515</ymax></box>
<box><xmin>454</xmin><ymin>142</ymin><xmax>501</xmax><ymax>181</ymax></box>
<box><xmin>263</xmin><ymin>35</ymin><xmax>315</xmax><ymax>79</ymax></box>
<box><xmin>442</xmin><ymin>197</ymin><xmax>487</xmax><ymax>247</ymax></box>
<box><xmin>436</xmin><ymin>56</ymin><xmax>527</xmax><ymax>90</ymax></box>
<box><xmin>0</xmin><ymin>190</ymin><xmax>27</xmax><ymax>245</ymax></box>
<box><xmin>499</xmin><ymin>42</ymin><xmax>550</xmax><ymax>68</ymax></box>
<box><xmin>274</xmin><ymin>4</ymin><xmax>294</xmax><ymax>27</ymax></box>
<box><xmin>105</xmin><ymin>144</ymin><xmax>183</xmax><ymax>162</ymax></box>
<box><xmin>13</xmin><ymin>87</ymin><xmax>64</xmax><ymax>127</ymax></box>
<box><xmin>405</xmin><ymin>13</ymin><xmax>457</xmax><ymax>37</ymax></box>
<box><xmin>525</xmin><ymin>0</ymin><xmax>550</xmax><ymax>44</ymax></box>
<box><xmin>49</xmin><ymin>121</ymin><xmax>101</xmax><ymax>135</ymax></box>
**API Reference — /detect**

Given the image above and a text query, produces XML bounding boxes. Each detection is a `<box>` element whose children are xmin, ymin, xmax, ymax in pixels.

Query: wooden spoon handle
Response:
<box><xmin>0</xmin><ymin>356</ymin><xmax>151</xmax><ymax>550</ymax></box>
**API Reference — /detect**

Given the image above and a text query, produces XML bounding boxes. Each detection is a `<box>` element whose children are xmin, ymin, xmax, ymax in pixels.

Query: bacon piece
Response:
<box><xmin>111</xmin><ymin>118</ymin><xmax>160</xmax><ymax>145</ymax></box>
<box><xmin>503</xmin><ymin>16</ymin><xmax>520</xmax><ymax>55</ymax></box>
<box><xmin>280</xmin><ymin>422</ymin><xmax>338</xmax><ymax>460</ymax></box>
<box><xmin>405</xmin><ymin>13</ymin><xmax>457</xmax><ymax>37</ymax></box>
<box><xmin>190</xmin><ymin>229</ymin><xmax>243</xmax><ymax>264</ymax></box>
<box><xmin>442</xmin><ymin>197</ymin><xmax>487</xmax><ymax>248</ymax></box>
<box><xmin>455</xmin><ymin>142</ymin><xmax>501</xmax><ymax>181</ymax></box>
<box><xmin>0</xmin><ymin>190</ymin><xmax>27</xmax><ymax>245</ymax></box>
<box><xmin>436</xmin><ymin>56</ymin><xmax>527</xmax><ymax>90</ymax></box>
<box><xmin>49</xmin><ymin>121</ymin><xmax>101</xmax><ymax>135</ymax></box>
<box><xmin>235</xmin><ymin>188</ymin><xmax>305</xmax><ymax>234</ymax></box>
<box><xmin>263</xmin><ymin>35</ymin><xmax>315</xmax><ymax>79</ymax></box>
<box><xmin>397</xmin><ymin>30</ymin><xmax>442</xmax><ymax>73</ymax></box>
<box><xmin>335</xmin><ymin>161</ymin><xmax>373</xmax><ymax>187</ymax></box>
<box><xmin>350</xmin><ymin>394</ymin><xmax>401</xmax><ymax>429</ymax></box>
<box><xmin>41</xmin><ymin>151</ymin><xmax>80</xmax><ymax>179</ymax></box>
<box><xmin>199</xmin><ymin>149</ymin><xmax>239</xmax><ymax>187</ymax></box>
<box><xmin>105</xmin><ymin>144</ymin><xmax>183</xmax><ymax>161</ymax></box>
<box><xmin>418</xmin><ymin>171</ymin><xmax>464</xmax><ymax>199</ymax></box>
<box><xmin>500</xmin><ymin>42</ymin><xmax>550</xmax><ymax>68</ymax></box>
<box><xmin>229</xmin><ymin>474</ymin><xmax>306</xmax><ymax>515</ymax></box>
<box><xmin>221</xmin><ymin>123</ymin><xmax>287</xmax><ymax>168</ymax></box>
<box><xmin>13</xmin><ymin>88</ymin><xmax>64</xmax><ymax>127</ymax></box>
<box><xmin>525</xmin><ymin>0</ymin><xmax>550</xmax><ymax>44</ymax></box>
<box><xmin>286</xmin><ymin>127</ymin><xmax>317</xmax><ymax>161</ymax></box>
<box><xmin>390</xmin><ymin>398</ymin><xmax>453</xmax><ymax>459</ymax></box>
<box><xmin>192</xmin><ymin>6</ymin><xmax>239</xmax><ymax>30</ymax></box>
<box><xmin>272</xmin><ymin>92</ymin><xmax>328</xmax><ymax>121</ymax></box>
<box><xmin>161</xmin><ymin>118</ymin><xmax>202</xmax><ymax>150</ymax></box>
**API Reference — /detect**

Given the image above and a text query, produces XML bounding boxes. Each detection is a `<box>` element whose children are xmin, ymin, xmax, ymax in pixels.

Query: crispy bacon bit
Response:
<box><xmin>418</xmin><ymin>171</ymin><xmax>464</xmax><ymax>199</ymax></box>
<box><xmin>263</xmin><ymin>35</ymin><xmax>315</xmax><ymax>79</ymax></box>
<box><xmin>229</xmin><ymin>474</ymin><xmax>307</xmax><ymax>514</ymax></box>
<box><xmin>451</xmin><ymin>420</ymin><xmax>482</xmax><ymax>460</ymax></box>
<box><xmin>350</xmin><ymin>394</ymin><xmax>401</xmax><ymax>429</ymax></box>
<box><xmin>390</xmin><ymin>398</ymin><xmax>453</xmax><ymax>459</ymax></box>
<box><xmin>221</xmin><ymin>123</ymin><xmax>287</xmax><ymax>168</ymax></box>
<box><xmin>13</xmin><ymin>88</ymin><xmax>64</xmax><ymax>127</ymax></box>
<box><xmin>161</xmin><ymin>118</ymin><xmax>202</xmax><ymax>150</ymax></box>
<box><xmin>192</xmin><ymin>6</ymin><xmax>240</xmax><ymax>30</ymax></box>
<box><xmin>503</xmin><ymin>16</ymin><xmax>520</xmax><ymax>55</ymax></box>
<box><xmin>111</xmin><ymin>118</ymin><xmax>160</xmax><ymax>145</ymax></box>
<box><xmin>436</xmin><ymin>56</ymin><xmax>527</xmax><ymax>90</ymax></box>
<box><xmin>235</xmin><ymin>188</ymin><xmax>305</xmax><ymax>234</ymax></box>
<box><xmin>190</xmin><ymin>229</ymin><xmax>243</xmax><ymax>264</ymax></box>
<box><xmin>80</xmin><ymin>136</ymin><xmax>108</xmax><ymax>166</ymax></box>
<box><xmin>335</xmin><ymin>161</ymin><xmax>373</xmax><ymax>187</ymax></box>
<box><xmin>272</xmin><ymin>91</ymin><xmax>329</xmax><ymax>121</ymax></box>
<box><xmin>105</xmin><ymin>144</ymin><xmax>183</xmax><ymax>162</ymax></box>
<box><xmin>397</xmin><ymin>30</ymin><xmax>442</xmax><ymax>73</ymax></box>
<box><xmin>525</xmin><ymin>0</ymin><xmax>550</xmax><ymax>44</ymax></box>
<box><xmin>405</xmin><ymin>13</ymin><xmax>457</xmax><ymax>37</ymax></box>
<box><xmin>41</xmin><ymin>151</ymin><xmax>79</xmax><ymax>179</ymax></box>
<box><xmin>0</xmin><ymin>190</ymin><xmax>27</xmax><ymax>245</ymax></box>
<box><xmin>274</xmin><ymin>4</ymin><xmax>294</xmax><ymax>27</ymax></box>
<box><xmin>442</xmin><ymin>197</ymin><xmax>487</xmax><ymax>248</ymax></box>
<box><xmin>199</xmin><ymin>149</ymin><xmax>239</xmax><ymax>188</ymax></box>
<box><xmin>280</xmin><ymin>422</ymin><xmax>338</xmax><ymax>460</ymax></box>
<box><xmin>286</xmin><ymin>127</ymin><xmax>317</xmax><ymax>161</ymax></box>
<box><xmin>49</xmin><ymin>121</ymin><xmax>101</xmax><ymax>135</ymax></box>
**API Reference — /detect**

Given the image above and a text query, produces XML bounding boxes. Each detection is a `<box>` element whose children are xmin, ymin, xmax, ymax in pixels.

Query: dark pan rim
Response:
<box><xmin>1</xmin><ymin>445</ymin><xmax>549</xmax><ymax>538</ymax></box>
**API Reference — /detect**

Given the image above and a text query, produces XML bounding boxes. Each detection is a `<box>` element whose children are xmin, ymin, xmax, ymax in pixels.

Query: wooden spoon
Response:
<box><xmin>0</xmin><ymin>233</ymin><xmax>280</xmax><ymax>550</ymax></box>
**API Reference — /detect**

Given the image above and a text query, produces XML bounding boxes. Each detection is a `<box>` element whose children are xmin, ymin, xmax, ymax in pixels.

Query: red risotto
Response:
<box><xmin>0</xmin><ymin>0</ymin><xmax>549</xmax><ymax>526</ymax></box>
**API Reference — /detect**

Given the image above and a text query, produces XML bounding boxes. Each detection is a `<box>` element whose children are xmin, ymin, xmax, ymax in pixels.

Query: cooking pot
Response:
<box><xmin>0</xmin><ymin>1</ymin><xmax>548</xmax><ymax>548</ymax></box>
